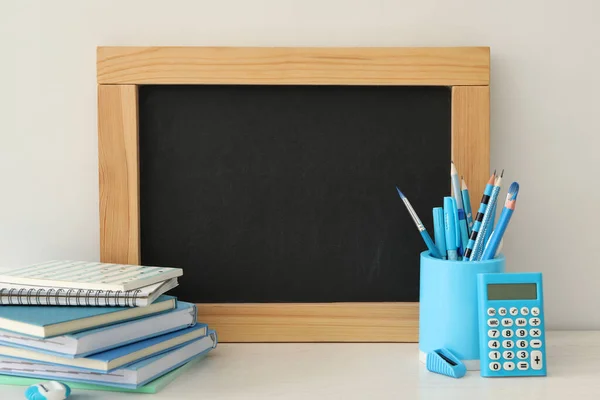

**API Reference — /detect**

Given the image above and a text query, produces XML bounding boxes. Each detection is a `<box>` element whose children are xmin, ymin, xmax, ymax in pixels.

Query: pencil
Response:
<box><xmin>451</xmin><ymin>162</ymin><xmax>469</xmax><ymax>255</ymax></box>
<box><xmin>463</xmin><ymin>172</ymin><xmax>495</xmax><ymax>261</ymax></box>
<box><xmin>470</xmin><ymin>171</ymin><xmax>504</xmax><ymax>261</ymax></box>
<box><xmin>396</xmin><ymin>187</ymin><xmax>443</xmax><ymax>259</ymax></box>
<box><xmin>481</xmin><ymin>182</ymin><xmax>519</xmax><ymax>260</ymax></box>
<box><xmin>461</xmin><ymin>177</ymin><xmax>474</xmax><ymax>234</ymax></box>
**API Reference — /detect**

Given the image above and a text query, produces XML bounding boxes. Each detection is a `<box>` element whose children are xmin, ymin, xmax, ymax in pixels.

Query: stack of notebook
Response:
<box><xmin>0</xmin><ymin>261</ymin><xmax>217</xmax><ymax>393</ymax></box>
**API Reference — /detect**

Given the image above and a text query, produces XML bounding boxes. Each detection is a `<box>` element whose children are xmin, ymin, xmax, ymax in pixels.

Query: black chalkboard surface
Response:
<box><xmin>139</xmin><ymin>85</ymin><xmax>450</xmax><ymax>303</ymax></box>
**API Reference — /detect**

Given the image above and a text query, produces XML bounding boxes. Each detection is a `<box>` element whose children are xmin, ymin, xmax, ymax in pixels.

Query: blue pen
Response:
<box><xmin>461</xmin><ymin>178</ymin><xmax>473</xmax><ymax>234</ymax></box>
<box><xmin>481</xmin><ymin>182</ymin><xmax>519</xmax><ymax>260</ymax></box>
<box><xmin>432</xmin><ymin>207</ymin><xmax>447</xmax><ymax>260</ymax></box>
<box><xmin>451</xmin><ymin>162</ymin><xmax>469</xmax><ymax>254</ymax></box>
<box><xmin>443</xmin><ymin>197</ymin><xmax>458</xmax><ymax>261</ymax></box>
<box><xmin>463</xmin><ymin>172</ymin><xmax>495</xmax><ymax>261</ymax></box>
<box><xmin>396</xmin><ymin>187</ymin><xmax>442</xmax><ymax>259</ymax></box>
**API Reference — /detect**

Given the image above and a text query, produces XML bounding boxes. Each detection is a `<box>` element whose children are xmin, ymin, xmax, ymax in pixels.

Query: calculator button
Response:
<box><xmin>489</xmin><ymin>351</ymin><xmax>501</xmax><ymax>360</ymax></box>
<box><xmin>487</xmin><ymin>319</ymin><xmax>499</xmax><ymax>327</ymax></box>
<box><xmin>516</xmin><ymin>318</ymin><xmax>527</xmax><ymax>327</ymax></box>
<box><xmin>489</xmin><ymin>340</ymin><xmax>500</xmax><ymax>349</ymax></box>
<box><xmin>503</xmin><ymin>361</ymin><xmax>515</xmax><ymax>371</ymax></box>
<box><xmin>517</xmin><ymin>350</ymin><xmax>528</xmax><ymax>359</ymax></box>
<box><xmin>516</xmin><ymin>329</ymin><xmax>528</xmax><ymax>338</ymax></box>
<box><xmin>502</xmin><ymin>329</ymin><xmax>513</xmax><ymax>338</ymax></box>
<box><xmin>531</xmin><ymin>307</ymin><xmax>540</xmax><ymax>316</ymax></box>
<box><xmin>487</xmin><ymin>308</ymin><xmax>497</xmax><ymax>316</ymax></box>
<box><xmin>531</xmin><ymin>350</ymin><xmax>543</xmax><ymax>370</ymax></box>
<box><xmin>501</xmin><ymin>318</ymin><xmax>514</xmax><ymax>327</ymax></box>
<box><xmin>503</xmin><ymin>351</ymin><xmax>515</xmax><ymax>360</ymax></box>
<box><xmin>488</xmin><ymin>329</ymin><xmax>500</xmax><ymax>338</ymax></box>
<box><xmin>529</xmin><ymin>318</ymin><xmax>541</xmax><ymax>327</ymax></box>
<box><xmin>509</xmin><ymin>307</ymin><xmax>518</xmax><ymax>316</ymax></box>
<box><xmin>518</xmin><ymin>361</ymin><xmax>529</xmax><ymax>370</ymax></box>
<box><xmin>489</xmin><ymin>362</ymin><xmax>502</xmax><ymax>371</ymax></box>
<box><xmin>502</xmin><ymin>340</ymin><xmax>514</xmax><ymax>349</ymax></box>
<box><xmin>520</xmin><ymin>307</ymin><xmax>529</xmax><ymax>316</ymax></box>
<box><xmin>530</xmin><ymin>339</ymin><xmax>543</xmax><ymax>348</ymax></box>
<box><xmin>530</xmin><ymin>329</ymin><xmax>542</xmax><ymax>337</ymax></box>
<box><xmin>498</xmin><ymin>308</ymin><xmax>507</xmax><ymax>316</ymax></box>
<box><xmin>517</xmin><ymin>340</ymin><xmax>528</xmax><ymax>348</ymax></box>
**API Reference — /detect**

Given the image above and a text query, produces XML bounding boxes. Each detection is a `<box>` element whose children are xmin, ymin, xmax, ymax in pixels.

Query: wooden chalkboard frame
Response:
<box><xmin>96</xmin><ymin>46</ymin><xmax>490</xmax><ymax>342</ymax></box>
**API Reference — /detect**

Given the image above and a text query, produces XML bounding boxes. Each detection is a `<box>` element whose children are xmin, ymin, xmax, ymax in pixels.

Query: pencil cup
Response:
<box><xmin>418</xmin><ymin>251</ymin><xmax>505</xmax><ymax>370</ymax></box>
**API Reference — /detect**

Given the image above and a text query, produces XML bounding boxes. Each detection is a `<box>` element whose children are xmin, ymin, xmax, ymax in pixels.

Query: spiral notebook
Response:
<box><xmin>0</xmin><ymin>261</ymin><xmax>183</xmax><ymax>291</ymax></box>
<box><xmin>0</xmin><ymin>278</ymin><xmax>178</xmax><ymax>307</ymax></box>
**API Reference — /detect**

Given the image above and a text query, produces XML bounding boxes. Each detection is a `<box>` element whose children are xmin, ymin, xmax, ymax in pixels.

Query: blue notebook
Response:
<box><xmin>0</xmin><ymin>324</ymin><xmax>207</xmax><ymax>372</ymax></box>
<box><xmin>0</xmin><ymin>295</ymin><xmax>176</xmax><ymax>338</ymax></box>
<box><xmin>0</xmin><ymin>330</ymin><xmax>217</xmax><ymax>388</ymax></box>
<box><xmin>0</xmin><ymin>301</ymin><xmax>197</xmax><ymax>357</ymax></box>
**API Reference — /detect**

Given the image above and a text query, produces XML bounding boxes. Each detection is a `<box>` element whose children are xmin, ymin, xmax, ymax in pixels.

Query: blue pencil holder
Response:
<box><xmin>418</xmin><ymin>251</ymin><xmax>505</xmax><ymax>370</ymax></box>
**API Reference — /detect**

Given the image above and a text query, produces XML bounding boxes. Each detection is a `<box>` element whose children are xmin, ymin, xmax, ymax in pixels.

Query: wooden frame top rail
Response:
<box><xmin>97</xmin><ymin>46</ymin><xmax>490</xmax><ymax>86</ymax></box>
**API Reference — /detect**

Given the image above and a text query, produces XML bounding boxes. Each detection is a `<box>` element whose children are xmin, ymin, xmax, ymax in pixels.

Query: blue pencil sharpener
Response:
<box><xmin>418</xmin><ymin>251</ymin><xmax>505</xmax><ymax>370</ymax></box>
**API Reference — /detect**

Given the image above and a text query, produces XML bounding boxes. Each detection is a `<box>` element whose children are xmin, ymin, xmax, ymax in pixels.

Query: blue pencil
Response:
<box><xmin>451</xmin><ymin>162</ymin><xmax>469</xmax><ymax>255</ymax></box>
<box><xmin>396</xmin><ymin>187</ymin><xmax>442</xmax><ymax>259</ymax></box>
<box><xmin>481</xmin><ymin>182</ymin><xmax>519</xmax><ymax>260</ymax></box>
<box><xmin>470</xmin><ymin>171</ymin><xmax>504</xmax><ymax>261</ymax></box>
<box><xmin>461</xmin><ymin>177</ymin><xmax>474</xmax><ymax>235</ymax></box>
<box><xmin>463</xmin><ymin>172</ymin><xmax>495</xmax><ymax>261</ymax></box>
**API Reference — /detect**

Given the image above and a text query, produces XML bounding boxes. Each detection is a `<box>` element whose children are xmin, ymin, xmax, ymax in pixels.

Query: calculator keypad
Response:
<box><xmin>483</xmin><ymin>306</ymin><xmax>544</xmax><ymax>374</ymax></box>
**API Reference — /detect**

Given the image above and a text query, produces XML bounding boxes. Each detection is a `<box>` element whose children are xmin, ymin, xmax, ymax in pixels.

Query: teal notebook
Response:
<box><xmin>0</xmin><ymin>356</ymin><xmax>205</xmax><ymax>394</ymax></box>
<box><xmin>0</xmin><ymin>296</ymin><xmax>176</xmax><ymax>337</ymax></box>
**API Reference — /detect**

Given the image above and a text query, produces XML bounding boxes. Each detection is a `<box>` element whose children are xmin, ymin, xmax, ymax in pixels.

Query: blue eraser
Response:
<box><xmin>426</xmin><ymin>348</ymin><xmax>467</xmax><ymax>378</ymax></box>
<box><xmin>25</xmin><ymin>381</ymin><xmax>71</xmax><ymax>400</ymax></box>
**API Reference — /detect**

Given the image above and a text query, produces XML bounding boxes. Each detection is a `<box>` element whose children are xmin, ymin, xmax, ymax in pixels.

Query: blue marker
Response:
<box><xmin>481</xmin><ymin>182</ymin><xmax>519</xmax><ymax>260</ymax></box>
<box><xmin>432</xmin><ymin>207</ymin><xmax>447</xmax><ymax>260</ymax></box>
<box><xmin>443</xmin><ymin>197</ymin><xmax>458</xmax><ymax>260</ymax></box>
<box><xmin>396</xmin><ymin>187</ymin><xmax>442</xmax><ymax>259</ymax></box>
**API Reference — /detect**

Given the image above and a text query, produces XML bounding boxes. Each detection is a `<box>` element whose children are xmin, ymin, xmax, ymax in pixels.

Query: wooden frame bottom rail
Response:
<box><xmin>195</xmin><ymin>302</ymin><xmax>419</xmax><ymax>342</ymax></box>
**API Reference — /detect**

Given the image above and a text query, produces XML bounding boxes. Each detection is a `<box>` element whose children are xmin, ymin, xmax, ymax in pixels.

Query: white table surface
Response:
<box><xmin>1</xmin><ymin>331</ymin><xmax>598</xmax><ymax>399</ymax></box>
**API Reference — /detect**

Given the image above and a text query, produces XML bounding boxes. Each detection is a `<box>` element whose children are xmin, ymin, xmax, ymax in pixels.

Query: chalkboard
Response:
<box><xmin>138</xmin><ymin>85</ymin><xmax>451</xmax><ymax>303</ymax></box>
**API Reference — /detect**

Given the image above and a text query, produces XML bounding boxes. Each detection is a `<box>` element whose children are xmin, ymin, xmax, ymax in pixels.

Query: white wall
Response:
<box><xmin>1</xmin><ymin>0</ymin><xmax>599</xmax><ymax>330</ymax></box>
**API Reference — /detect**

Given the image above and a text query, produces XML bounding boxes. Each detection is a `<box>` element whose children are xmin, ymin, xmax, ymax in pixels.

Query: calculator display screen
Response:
<box><xmin>487</xmin><ymin>283</ymin><xmax>537</xmax><ymax>300</ymax></box>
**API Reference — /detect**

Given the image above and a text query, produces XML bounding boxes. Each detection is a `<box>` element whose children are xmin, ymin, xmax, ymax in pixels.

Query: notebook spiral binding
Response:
<box><xmin>0</xmin><ymin>288</ymin><xmax>143</xmax><ymax>307</ymax></box>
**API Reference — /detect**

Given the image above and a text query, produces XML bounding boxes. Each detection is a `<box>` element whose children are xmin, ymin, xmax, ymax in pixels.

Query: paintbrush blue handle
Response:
<box><xmin>421</xmin><ymin>230</ymin><xmax>442</xmax><ymax>259</ymax></box>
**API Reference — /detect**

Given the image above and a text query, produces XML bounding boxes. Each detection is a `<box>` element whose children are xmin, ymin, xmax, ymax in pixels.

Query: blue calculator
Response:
<box><xmin>477</xmin><ymin>272</ymin><xmax>546</xmax><ymax>377</ymax></box>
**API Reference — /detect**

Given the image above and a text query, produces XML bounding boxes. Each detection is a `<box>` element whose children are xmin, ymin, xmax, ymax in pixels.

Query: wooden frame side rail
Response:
<box><xmin>97</xmin><ymin>46</ymin><xmax>490</xmax><ymax>342</ymax></box>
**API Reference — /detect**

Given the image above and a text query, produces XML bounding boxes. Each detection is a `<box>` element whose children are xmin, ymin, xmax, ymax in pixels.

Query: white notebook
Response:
<box><xmin>0</xmin><ymin>261</ymin><xmax>183</xmax><ymax>291</ymax></box>
<box><xmin>0</xmin><ymin>278</ymin><xmax>178</xmax><ymax>307</ymax></box>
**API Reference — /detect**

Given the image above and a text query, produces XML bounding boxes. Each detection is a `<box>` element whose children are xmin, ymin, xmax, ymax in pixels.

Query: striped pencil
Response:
<box><xmin>470</xmin><ymin>171</ymin><xmax>504</xmax><ymax>261</ymax></box>
<box><xmin>463</xmin><ymin>172</ymin><xmax>496</xmax><ymax>261</ymax></box>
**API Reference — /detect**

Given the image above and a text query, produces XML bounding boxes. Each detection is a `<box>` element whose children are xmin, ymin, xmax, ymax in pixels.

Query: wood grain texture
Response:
<box><xmin>451</xmin><ymin>86</ymin><xmax>490</xmax><ymax>202</ymax></box>
<box><xmin>98</xmin><ymin>85</ymin><xmax>140</xmax><ymax>265</ymax></box>
<box><xmin>97</xmin><ymin>46</ymin><xmax>489</xmax><ymax>86</ymax></box>
<box><xmin>195</xmin><ymin>303</ymin><xmax>419</xmax><ymax>342</ymax></box>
